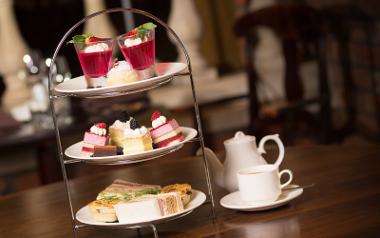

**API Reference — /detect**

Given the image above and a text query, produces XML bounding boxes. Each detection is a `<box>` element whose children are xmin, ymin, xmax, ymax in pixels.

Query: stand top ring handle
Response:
<box><xmin>47</xmin><ymin>7</ymin><xmax>192</xmax><ymax>95</ymax></box>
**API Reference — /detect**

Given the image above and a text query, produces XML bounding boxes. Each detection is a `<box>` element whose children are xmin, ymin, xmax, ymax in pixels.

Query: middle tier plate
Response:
<box><xmin>64</xmin><ymin>127</ymin><xmax>198</xmax><ymax>164</ymax></box>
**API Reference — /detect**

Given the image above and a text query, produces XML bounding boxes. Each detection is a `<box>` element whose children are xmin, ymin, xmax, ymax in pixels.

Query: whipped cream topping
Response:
<box><xmin>90</xmin><ymin>124</ymin><xmax>107</xmax><ymax>136</ymax></box>
<box><xmin>84</xmin><ymin>42</ymin><xmax>109</xmax><ymax>53</ymax></box>
<box><xmin>124</xmin><ymin>37</ymin><xmax>143</xmax><ymax>47</ymax></box>
<box><xmin>111</xmin><ymin>120</ymin><xmax>126</xmax><ymax>129</ymax></box>
<box><xmin>124</xmin><ymin>126</ymin><xmax>148</xmax><ymax>138</ymax></box>
<box><xmin>152</xmin><ymin>116</ymin><xmax>167</xmax><ymax>129</ymax></box>
<box><xmin>111</xmin><ymin>119</ymin><xmax>132</xmax><ymax>129</ymax></box>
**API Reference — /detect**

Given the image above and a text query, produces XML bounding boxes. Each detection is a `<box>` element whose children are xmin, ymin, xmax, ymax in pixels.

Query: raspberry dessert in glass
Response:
<box><xmin>117</xmin><ymin>22</ymin><xmax>156</xmax><ymax>79</ymax></box>
<box><xmin>68</xmin><ymin>34</ymin><xmax>114</xmax><ymax>88</ymax></box>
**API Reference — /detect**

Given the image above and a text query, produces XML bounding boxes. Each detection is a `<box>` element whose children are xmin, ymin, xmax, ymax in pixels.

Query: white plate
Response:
<box><xmin>64</xmin><ymin>127</ymin><xmax>197</xmax><ymax>164</ymax></box>
<box><xmin>76</xmin><ymin>189</ymin><xmax>206</xmax><ymax>227</ymax></box>
<box><xmin>220</xmin><ymin>184</ymin><xmax>303</xmax><ymax>212</ymax></box>
<box><xmin>54</xmin><ymin>62</ymin><xmax>187</xmax><ymax>97</ymax></box>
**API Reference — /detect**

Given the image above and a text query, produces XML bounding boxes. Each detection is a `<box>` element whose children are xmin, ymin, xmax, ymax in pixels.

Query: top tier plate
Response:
<box><xmin>54</xmin><ymin>62</ymin><xmax>187</xmax><ymax>98</ymax></box>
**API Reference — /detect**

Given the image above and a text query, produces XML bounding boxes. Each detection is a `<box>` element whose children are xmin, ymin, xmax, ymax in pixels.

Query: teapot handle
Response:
<box><xmin>257</xmin><ymin>134</ymin><xmax>285</xmax><ymax>167</ymax></box>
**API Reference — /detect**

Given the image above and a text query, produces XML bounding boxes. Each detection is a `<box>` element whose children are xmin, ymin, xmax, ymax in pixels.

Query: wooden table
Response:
<box><xmin>0</xmin><ymin>145</ymin><xmax>379</xmax><ymax>237</ymax></box>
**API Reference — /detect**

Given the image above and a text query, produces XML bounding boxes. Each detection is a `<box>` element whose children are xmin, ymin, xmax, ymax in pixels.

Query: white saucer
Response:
<box><xmin>220</xmin><ymin>184</ymin><xmax>303</xmax><ymax>212</ymax></box>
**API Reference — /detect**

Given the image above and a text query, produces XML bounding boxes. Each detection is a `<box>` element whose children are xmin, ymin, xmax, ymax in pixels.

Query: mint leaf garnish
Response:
<box><xmin>135</xmin><ymin>22</ymin><xmax>157</xmax><ymax>41</ymax></box>
<box><xmin>66</xmin><ymin>33</ymin><xmax>93</xmax><ymax>44</ymax></box>
<box><xmin>142</xmin><ymin>22</ymin><xmax>157</xmax><ymax>30</ymax></box>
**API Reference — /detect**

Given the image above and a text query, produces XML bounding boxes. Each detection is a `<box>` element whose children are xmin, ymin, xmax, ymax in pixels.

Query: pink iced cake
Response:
<box><xmin>149</xmin><ymin>111</ymin><xmax>184</xmax><ymax>148</ymax></box>
<box><xmin>82</xmin><ymin>122</ymin><xmax>110</xmax><ymax>156</ymax></box>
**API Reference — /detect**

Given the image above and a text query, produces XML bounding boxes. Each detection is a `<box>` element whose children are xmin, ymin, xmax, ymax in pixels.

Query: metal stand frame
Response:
<box><xmin>48</xmin><ymin>8</ymin><xmax>216</xmax><ymax>238</ymax></box>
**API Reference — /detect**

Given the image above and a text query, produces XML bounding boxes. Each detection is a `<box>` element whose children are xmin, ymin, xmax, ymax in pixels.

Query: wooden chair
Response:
<box><xmin>234</xmin><ymin>4</ymin><xmax>332</xmax><ymax>144</ymax></box>
<box><xmin>322</xmin><ymin>5</ymin><xmax>379</xmax><ymax>140</ymax></box>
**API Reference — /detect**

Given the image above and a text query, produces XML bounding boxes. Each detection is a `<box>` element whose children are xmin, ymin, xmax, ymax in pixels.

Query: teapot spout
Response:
<box><xmin>196</xmin><ymin>147</ymin><xmax>225</xmax><ymax>189</ymax></box>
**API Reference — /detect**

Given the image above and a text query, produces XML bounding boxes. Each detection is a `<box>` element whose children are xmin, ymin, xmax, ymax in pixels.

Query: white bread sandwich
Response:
<box><xmin>96</xmin><ymin>179</ymin><xmax>161</xmax><ymax>201</ymax></box>
<box><xmin>88</xmin><ymin>179</ymin><xmax>161</xmax><ymax>222</ymax></box>
<box><xmin>114</xmin><ymin>192</ymin><xmax>184</xmax><ymax>223</ymax></box>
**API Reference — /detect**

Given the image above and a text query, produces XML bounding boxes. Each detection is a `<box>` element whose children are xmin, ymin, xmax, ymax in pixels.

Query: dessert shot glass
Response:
<box><xmin>73</xmin><ymin>38</ymin><xmax>114</xmax><ymax>88</ymax></box>
<box><xmin>117</xmin><ymin>28</ymin><xmax>156</xmax><ymax>79</ymax></box>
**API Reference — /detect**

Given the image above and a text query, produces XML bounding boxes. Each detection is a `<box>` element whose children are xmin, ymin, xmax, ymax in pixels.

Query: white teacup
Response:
<box><xmin>237</xmin><ymin>164</ymin><xmax>293</xmax><ymax>202</ymax></box>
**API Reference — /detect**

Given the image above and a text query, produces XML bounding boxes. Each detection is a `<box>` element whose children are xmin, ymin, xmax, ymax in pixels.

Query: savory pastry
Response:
<box><xmin>161</xmin><ymin>183</ymin><xmax>192</xmax><ymax>206</ymax></box>
<box><xmin>88</xmin><ymin>198</ymin><xmax>124</xmax><ymax>222</ymax></box>
<box><xmin>109</xmin><ymin>112</ymin><xmax>133</xmax><ymax>147</ymax></box>
<box><xmin>81</xmin><ymin>122</ymin><xmax>110</xmax><ymax>157</ymax></box>
<box><xmin>114</xmin><ymin>192</ymin><xmax>184</xmax><ymax>223</ymax></box>
<box><xmin>122</xmin><ymin>118</ymin><xmax>153</xmax><ymax>154</ymax></box>
<box><xmin>149</xmin><ymin>111</ymin><xmax>184</xmax><ymax>148</ymax></box>
<box><xmin>106</xmin><ymin>61</ymin><xmax>138</xmax><ymax>86</ymax></box>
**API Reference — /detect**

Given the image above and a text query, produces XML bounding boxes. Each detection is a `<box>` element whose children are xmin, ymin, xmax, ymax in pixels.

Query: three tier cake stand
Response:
<box><xmin>48</xmin><ymin>8</ymin><xmax>216</xmax><ymax>238</ymax></box>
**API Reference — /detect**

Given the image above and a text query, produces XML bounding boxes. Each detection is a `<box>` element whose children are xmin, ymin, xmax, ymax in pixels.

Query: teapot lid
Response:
<box><xmin>224</xmin><ymin>131</ymin><xmax>255</xmax><ymax>145</ymax></box>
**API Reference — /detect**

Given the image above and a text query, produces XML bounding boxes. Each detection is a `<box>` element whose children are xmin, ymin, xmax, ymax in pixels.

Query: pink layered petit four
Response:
<box><xmin>149</xmin><ymin>111</ymin><xmax>184</xmax><ymax>148</ymax></box>
<box><xmin>82</xmin><ymin>122</ymin><xmax>110</xmax><ymax>156</ymax></box>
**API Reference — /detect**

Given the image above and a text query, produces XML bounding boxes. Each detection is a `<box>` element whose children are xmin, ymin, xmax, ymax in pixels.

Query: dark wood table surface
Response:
<box><xmin>0</xmin><ymin>145</ymin><xmax>379</xmax><ymax>238</ymax></box>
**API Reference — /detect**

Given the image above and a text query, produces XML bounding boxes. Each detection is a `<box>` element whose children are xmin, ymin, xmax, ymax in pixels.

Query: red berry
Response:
<box><xmin>85</xmin><ymin>36</ymin><xmax>100</xmax><ymax>43</ymax></box>
<box><xmin>151</xmin><ymin>111</ymin><xmax>161</xmax><ymax>121</ymax></box>
<box><xmin>127</xmin><ymin>29</ymin><xmax>137</xmax><ymax>37</ymax></box>
<box><xmin>95</xmin><ymin>122</ymin><xmax>106</xmax><ymax>129</ymax></box>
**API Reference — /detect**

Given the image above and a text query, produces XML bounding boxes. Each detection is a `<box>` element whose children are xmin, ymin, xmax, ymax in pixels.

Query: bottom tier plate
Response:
<box><xmin>64</xmin><ymin>127</ymin><xmax>197</xmax><ymax>164</ymax></box>
<box><xmin>76</xmin><ymin>189</ymin><xmax>206</xmax><ymax>227</ymax></box>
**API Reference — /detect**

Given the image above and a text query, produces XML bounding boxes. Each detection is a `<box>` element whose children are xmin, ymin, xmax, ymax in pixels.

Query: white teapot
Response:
<box><xmin>198</xmin><ymin>131</ymin><xmax>284</xmax><ymax>192</ymax></box>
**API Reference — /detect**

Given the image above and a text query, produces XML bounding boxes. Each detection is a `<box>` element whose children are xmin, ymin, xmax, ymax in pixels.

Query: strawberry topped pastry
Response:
<box><xmin>149</xmin><ymin>111</ymin><xmax>184</xmax><ymax>148</ymax></box>
<box><xmin>68</xmin><ymin>34</ymin><xmax>114</xmax><ymax>88</ymax></box>
<box><xmin>82</xmin><ymin>122</ymin><xmax>116</xmax><ymax>157</ymax></box>
<box><xmin>118</xmin><ymin>22</ymin><xmax>156</xmax><ymax>78</ymax></box>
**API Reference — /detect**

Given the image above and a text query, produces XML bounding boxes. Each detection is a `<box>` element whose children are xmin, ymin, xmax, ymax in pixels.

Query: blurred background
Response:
<box><xmin>0</xmin><ymin>0</ymin><xmax>379</xmax><ymax>196</ymax></box>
